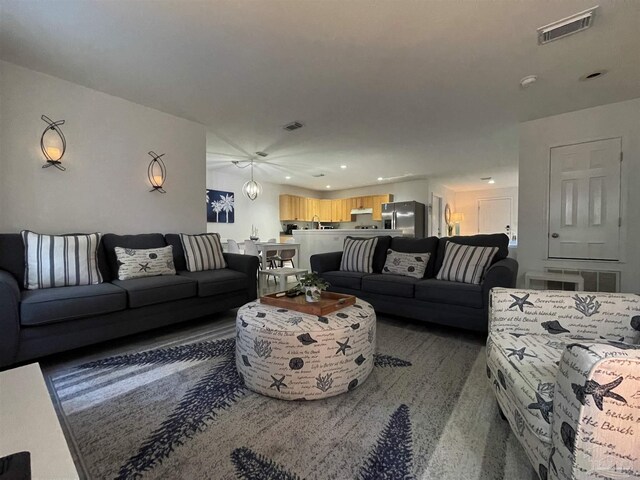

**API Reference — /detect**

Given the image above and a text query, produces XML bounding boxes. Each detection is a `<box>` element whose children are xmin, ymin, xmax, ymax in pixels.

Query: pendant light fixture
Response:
<box><xmin>241</xmin><ymin>160</ymin><xmax>262</xmax><ymax>201</ymax></box>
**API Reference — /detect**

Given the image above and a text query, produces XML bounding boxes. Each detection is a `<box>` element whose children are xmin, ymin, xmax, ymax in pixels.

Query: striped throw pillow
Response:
<box><xmin>436</xmin><ymin>241</ymin><xmax>498</xmax><ymax>284</ymax></box>
<box><xmin>340</xmin><ymin>237</ymin><xmax>378</xmax><ymax>273</ymax></box>
<box><xmin>179</xmin><ymin>233</ymin><xmax>226</xmax><ymax>272</ymax></box>
<box><xmin>21</xmin><ymin>230</ymin><xmax>103</xmax><ymax>290</ymax></box>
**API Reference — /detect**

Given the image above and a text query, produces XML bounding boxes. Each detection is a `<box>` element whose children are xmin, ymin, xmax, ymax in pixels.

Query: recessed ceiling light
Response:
<box><xmin>285</xmin><ymin>176</ymin><xmax>291</xmax><ymax>180</ymax></box>
<box><xmin>340</xmin><ymin>165</ymin><xmax>347</xmax><ymax>169</ymax></box>
<box><xmin>488</xmin><ymin>179</ymin><xmax>496</xmax><ymax>184</ymax></box>
<box><xmin>579</xmin><ymin>70</ymin><xmax>607</xmax><ymax>81</ymax></box>
<box><xmin>519</xmin><ymin>75</ymin><xmax>537</xmax><ymax>89</ymax></box>
<box><xmin>377</xmin><ymin>177</ymin><xmax>383</xmax><ymax>181</ymax></box>
<box><xmin>325</xmin><ymin>185</ymin><xmax>331</xmax><ymax>189</ymax></box>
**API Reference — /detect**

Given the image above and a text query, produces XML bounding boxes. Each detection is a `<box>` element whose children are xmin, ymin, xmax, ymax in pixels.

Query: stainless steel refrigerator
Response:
<box><xmin>381</xmin><ymin>201</ymin><xmax>426</xmax><ymax>238</ymax></box>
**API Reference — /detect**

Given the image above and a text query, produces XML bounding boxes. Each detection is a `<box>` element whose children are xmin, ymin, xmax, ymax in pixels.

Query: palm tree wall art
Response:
<box><xmin>206</xmin><ymin>189</ymin><xmax>235</xmax><ymax>223</ymax></box>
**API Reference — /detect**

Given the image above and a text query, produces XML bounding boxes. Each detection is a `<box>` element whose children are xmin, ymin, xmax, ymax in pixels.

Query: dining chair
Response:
<box><xmin>278</xmin><ymin>249</ymin><xmax>296</xmax><ymax>268</ymax></box>
<box><xmin>227</xmin><ymin>239</ymin><xmax>240</xmax><ymax>254</ymax></box>
<box><xmin>264</xmin><ymin>238</ymin><xmax>278</xmax><ymax>269</ymax></box>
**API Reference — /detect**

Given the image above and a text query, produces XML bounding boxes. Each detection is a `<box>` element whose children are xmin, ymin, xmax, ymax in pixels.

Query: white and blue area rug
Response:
<box><xmin>43</xmin><ymin>314</ymin><xmax>537</xmax><ymax>480</ymax></box>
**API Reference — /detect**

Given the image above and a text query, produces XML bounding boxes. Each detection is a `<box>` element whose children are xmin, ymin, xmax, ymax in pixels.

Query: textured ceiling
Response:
<box><xmin>1</xmin><ymin>0</ymin><xmax>639</xmax><ymax>191</ymax></box>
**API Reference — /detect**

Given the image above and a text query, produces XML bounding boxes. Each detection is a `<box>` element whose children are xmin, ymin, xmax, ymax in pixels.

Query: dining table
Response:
<box><xmin>253</xmin><ymin>241</ymin><xmax>300</xmax><ymax>269</ymax></box>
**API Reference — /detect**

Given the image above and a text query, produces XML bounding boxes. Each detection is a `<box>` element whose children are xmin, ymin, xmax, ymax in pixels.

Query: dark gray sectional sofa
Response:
<box><xmin>310</xmin><ymin>234</ymin><xmax>518</xmax><ymax>332</ymax></box>
<box><xmin>0</xmin><ymin>233</ymin><xmax>259</xmax><ymax>368</ymax></box>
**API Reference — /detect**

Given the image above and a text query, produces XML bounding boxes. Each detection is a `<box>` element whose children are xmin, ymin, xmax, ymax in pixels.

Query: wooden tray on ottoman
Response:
<box><xmin>260</xmin><ymin>291</ymin><xmax>356</xmax><ymax>316</ymax></box>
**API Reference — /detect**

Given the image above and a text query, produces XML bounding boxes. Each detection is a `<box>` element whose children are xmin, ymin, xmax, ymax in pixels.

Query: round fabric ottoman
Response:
<box><xmin>235</xmin><ymin>298</ymin><xmax>376</xmax><ymax>400</ymax></box>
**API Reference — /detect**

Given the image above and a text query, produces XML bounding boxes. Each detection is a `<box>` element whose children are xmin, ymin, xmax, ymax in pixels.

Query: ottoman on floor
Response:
<box><xmin>235</xmin><ymin>298</ymin><xmax>376</xmax><ymax>400</ymax></box>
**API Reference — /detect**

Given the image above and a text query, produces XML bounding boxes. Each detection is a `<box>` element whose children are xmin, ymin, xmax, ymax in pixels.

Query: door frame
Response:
<box><xmin>477</xmin><ymin>196</ymin><xmax>513</xmax><ymax>235</ymax></box>
<box><xmin>430</xmin><ymin>193</ymin><xmax>443</xmax><ymax>237</ymax></box>
<box><xmin>546</xmin><ymin>136</ymin><xmax>623</xmax><ymax>261</ymax></box>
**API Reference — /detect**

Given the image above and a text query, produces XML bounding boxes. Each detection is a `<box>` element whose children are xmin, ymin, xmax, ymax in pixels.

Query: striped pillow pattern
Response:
<box><xmin>21</xmin><ymin>230</ymin><xmax>103</xmax><ymax>290</ymax></box>
<box><xmin>179</xmin><ymin>233</ymin><xmax>226</xmax><ymax>272</ymax></box>
<box><xmin>436</xmin><ymin>241</ymin><xmax>498</xmax><ymax>284</ymax></box>
<box><xmin>340</xmin><ymin>237</ymin><xmax>379</xmax><ymax>273</ymax></box>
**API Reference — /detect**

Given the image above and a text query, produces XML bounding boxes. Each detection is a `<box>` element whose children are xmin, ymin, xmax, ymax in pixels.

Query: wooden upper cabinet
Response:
<box><xmin>280</xmin><ymin>193</ymin><xmax>393</xmax><ymax>222</ymax></box>
<box><xmin>341</xmin><ymin>199</ymin><xmax>352</xmax><ymax>222</ymax></box>
<box><xmin>279</xmin><ymin>195</ymin><xmax>293</xmax><ymax>221</ymax></box>
<box><xmin>319</xmin><ymin>199</ymin><xmax>332</xmax><ymax>222</ymax></box>
<box><xmin>372</xmin><ymin>194</ymin><xmax>392</xmax><ymax>221</ymax></box>
<box><xmin>306</xmin><ymin>198</ymin><xmax>320</xmax><ymax>221</ymax></box>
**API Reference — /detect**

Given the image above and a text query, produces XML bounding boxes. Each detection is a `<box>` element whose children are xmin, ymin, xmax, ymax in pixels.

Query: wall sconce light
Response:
<box><xmin>147</xmin><ymin>151</ymin><xmax>167</xmax><ymax>193</ymax></box>
<box><xmin>40</xmin><ymin>115</ymin><xmax>66</xmax><ymax>171</ymax></box>
<box><xmin>451</xmin><ymin>212</ymin><xmax>465</xmax><ymax>235</ymax></box>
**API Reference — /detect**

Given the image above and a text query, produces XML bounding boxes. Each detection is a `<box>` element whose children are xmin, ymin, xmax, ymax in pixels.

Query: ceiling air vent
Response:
<box><xmin>311</xmin><ymin>173</ymin><xmax>325</xmax><ymax>178</ymax></box>
<box><xmin>255</xmin><ymin>151</ymin><xmax>268</xmax><ymax>157</ymax></box>
<box><xmin>283</xmin><ymin>121</ymin><xmax>304</xmax><ymax>131</ymax></box>
<box><xmin>537</xmin><ymin>6</ymin><xmax>598</xmax><ymax>45</ymax></box>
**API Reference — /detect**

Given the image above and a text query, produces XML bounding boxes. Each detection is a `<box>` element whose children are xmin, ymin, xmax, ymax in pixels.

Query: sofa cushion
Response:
<box><xmin>21</xmin><ymin>231</ymin><xmax>104</xmax><ymax>290</ymax></box>
<box><xmin>436</xmin><ymin>242</ymin><xmax>499</xmax><ymax>285</ymax></box>
<box><xmin>115</xmin><ymin>246</ymin><xmax>176</xmax><ymax>280</ymax></box>
<box><xmin>362</xmin><ymin>274</ymin><xmax>419</xmax><ymax>298</ymax></box>
<box><xmin>20</xmin><ymin>283</ymin><xmax>127</xmax><ymax>326</ymax></box>
<box><xmin>382</xmin><ymin>250</ymin><xmax>431</xmax><ymax>279</ymax></box>
<box><xmin>179</xmin><ymin>233</ymin><xmax>226</xmax><ymax>272</ymax></box>
<box><xmin>321</xmin><ymin>271</ymin><xmax>368</xmax><ymax>290</ymax></box>
<box><xmin>434</xmin><ymin>234</ymin><xmax>509</xmax><ymax>275</ymax></box>
<box><xmin>102</xmin><ymin>233</ymin><xmax>167</xmax><ymax>279</ymax></box>
<box><xmin>415</xmin><ymin>278</ymin><xmax>483</xmax><ymax>308</ymax></box>
<box><xmin>340</xmin><ymin>237</ymin><xmax>378</xmax><ymax>273</ymax></box>
<box><xmin>178</xmin><ymin>269</ymin><xmax>248</xmax><ymax>297</ymax></box>
<box><xmin>341</xmin><ymin>235</ymin><xmax>392</xmax><ymax>273</ymax></box>
<box><xmin>112</xmin><ymin>275</ymin><xmax>196</xmax><ymax>308</ymax></box>
<box><xmin>487</xmin><ymin>332</ymin><xmax>575</xmax><ymax>443</ymax></box>
<box><xmin>389</xmin><ymin>236</ymin><xmax>439</xmax><ymax>278</ymax></box>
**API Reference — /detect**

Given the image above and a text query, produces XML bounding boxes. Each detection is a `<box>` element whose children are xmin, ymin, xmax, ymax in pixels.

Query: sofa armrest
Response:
<box><xmin>310</xmin><ymin>251</ymin><xmax>343</xmax><ymax>274</ymax></box>
<box><xmin>552</xmin><ymin>342</ymin><xmax>640</xmax><ymax>479</ymax></box>
<box><xmin>0</xmin><ymin>270</ymin><xmax>21</xmax><ymax>367</ymax></box>
<box><xmin>223</xmin><ymin>253</ymin><xmax>259</xmax><ymax>300</ymax></box>
<box><xmin>488</xmin><ymin>288</ymin><xmax>640</xmax><ymax>339</ymax></box>
<box><xmin>483</xmin><ymin>258</ymin><xmax>518</xmax><ymax>300</ymax></box>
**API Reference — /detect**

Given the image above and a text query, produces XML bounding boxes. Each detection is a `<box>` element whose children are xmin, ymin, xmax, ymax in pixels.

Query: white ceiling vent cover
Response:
<box><xmin>537</xmin><ymin>6</ymin><xmax>598</xmax><ymax>45</ymax></box>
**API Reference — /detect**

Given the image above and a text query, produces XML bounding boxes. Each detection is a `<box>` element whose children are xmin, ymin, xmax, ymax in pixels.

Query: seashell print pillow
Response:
<box><xmin>382</xmin><ymin>249</ymin><xmax>430</xmax><ymax>279</ymax></box>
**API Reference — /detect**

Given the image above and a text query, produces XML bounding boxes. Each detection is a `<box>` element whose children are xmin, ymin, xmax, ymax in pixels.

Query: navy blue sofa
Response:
<box><xmin>310</xmin><ymin>234</ymin><xmax>518</xmax><ymax>332</ymax></box>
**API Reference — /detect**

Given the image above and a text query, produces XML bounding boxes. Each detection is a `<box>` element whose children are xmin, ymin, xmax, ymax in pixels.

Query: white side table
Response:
<box><xmin>524</xmin><ymin>271</ymin><xmax>584</xmax><ymax>291</ymax></box>
<box><xmin>0</xmin><ymin>363</ymin><xmax>79</xmax><ymax>479</ymax></box>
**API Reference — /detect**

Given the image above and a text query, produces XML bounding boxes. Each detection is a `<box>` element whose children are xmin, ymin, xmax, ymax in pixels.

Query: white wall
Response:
<box><xmin>454</xmin><ymin>186</ymin><xmax>518</xmax><ymax>238</ymax></box>
<box><xmin>0</xmin><ymin>61</ymin><xmax>206</xmax><ymax>234</ymax></box>
<box><xmin>206</xmin><ymin>169</ymin><xmax>318</xmax><ymax>241</ymax></box>
<box><xmin>518</xmin><ymin>98</ymin><xmax>640</xmax><ymax>292</ymax></box>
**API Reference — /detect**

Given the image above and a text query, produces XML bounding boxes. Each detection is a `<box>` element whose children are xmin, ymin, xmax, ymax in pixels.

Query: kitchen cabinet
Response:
<box><xmin>372</xmin><ymin>194</ymin><xmax>392</xmax><ymax>221</ymax></box>
<box><xmin>319</xmin><ymin>199</ymin><xmax>332</xmax><ymax>222</ymax></box>
<box><xmin>279</xmin><ymin>195</ymin><xmax>310</xmax><ymax>221</ymax></box>
<box><xmin>280</xmin><ymin>194</ymin><xmax>392</xmax><ymax>222</ymax></box>
<box><xmin>306</xmin><ymin>198</ymin><xmax>320</xmax><ymax>221</ymax></box>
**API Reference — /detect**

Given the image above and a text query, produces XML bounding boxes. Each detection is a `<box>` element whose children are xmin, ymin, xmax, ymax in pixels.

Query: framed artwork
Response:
<box><xmin>207</xmin><ymin>189</ymin><xmax>235</xmax><ymax>223</ymax></box>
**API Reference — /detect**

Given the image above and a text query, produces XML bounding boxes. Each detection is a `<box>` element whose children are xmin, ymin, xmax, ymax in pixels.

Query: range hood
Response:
<box><xmin>350</xmin><ymin>208</ymin><xmax>373</xmax><ymax>215</ymax></box>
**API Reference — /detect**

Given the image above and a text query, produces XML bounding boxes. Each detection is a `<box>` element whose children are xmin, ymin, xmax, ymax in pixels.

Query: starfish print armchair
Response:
<box><xmin>486</xmin><ymin>288</ymin><xmax>640</xmax><ymax>480</ymax></box>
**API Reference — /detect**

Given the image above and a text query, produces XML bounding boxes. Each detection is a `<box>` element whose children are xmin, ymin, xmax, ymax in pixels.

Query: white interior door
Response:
<box><xmin>478</xmin><ymin>198</ymin><xmax>512</xmax><ymax>236</ymax></box>
<box><xmin>548</xmin><ymin>138</ymin><xmax>621</xmax><ymax>260</ymax></box>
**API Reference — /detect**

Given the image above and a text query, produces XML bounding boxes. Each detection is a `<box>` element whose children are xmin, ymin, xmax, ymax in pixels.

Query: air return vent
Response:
<box><xmin>311</xmin><ymin>173</ymin><xmax>325</xmax><ymax>178</ymax></box>
<box><xmin>283</xmin><ymin>121</ymin><xmax>304</xmax><ymax>131</ymax></box>
<box><xmin>255</xmin><ymin>151</ymin><xmax>268</xmax><ymax>157</ymax></box>
<box><xmin>537</xmin><ymin>6</ymin><xmax>598</xmax><ymax>45</ymax></box>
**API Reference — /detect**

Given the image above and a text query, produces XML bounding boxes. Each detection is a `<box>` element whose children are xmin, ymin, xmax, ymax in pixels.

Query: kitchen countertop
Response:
<box><xmin>292</xmin><ymin>229</ymin><xmax>404</xmax><ymax>270</ymax></box>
